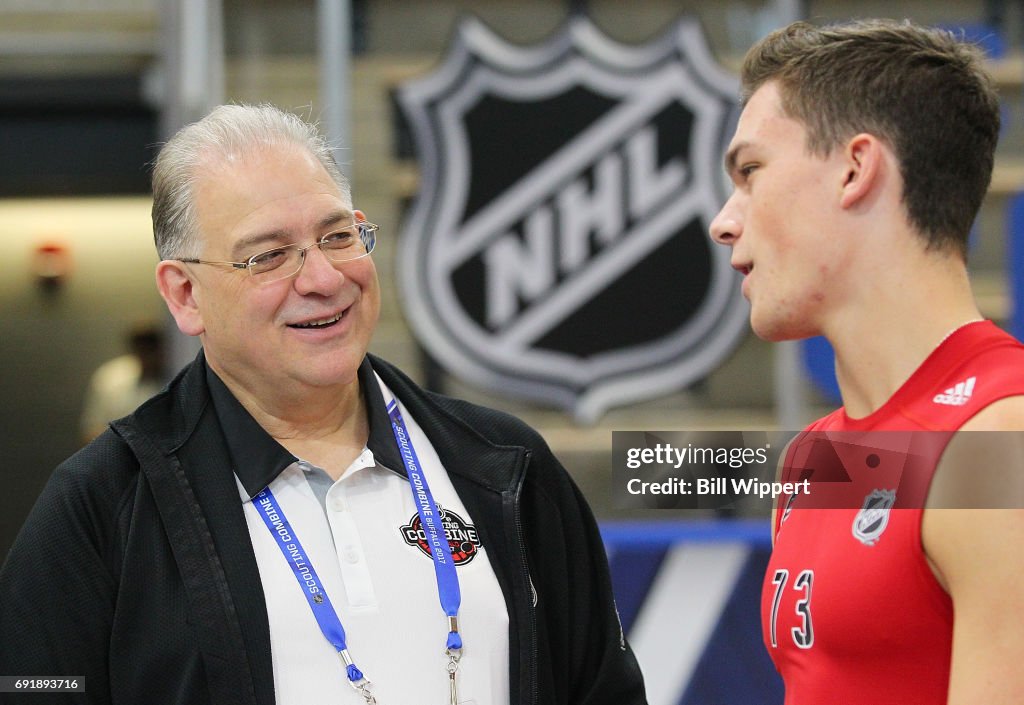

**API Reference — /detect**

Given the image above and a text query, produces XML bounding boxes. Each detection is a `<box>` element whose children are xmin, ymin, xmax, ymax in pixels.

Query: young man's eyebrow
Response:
<box><xmin>724</xmin><ymin>141</ymin><xmax>750</xmax><ymax>177</ymax></box>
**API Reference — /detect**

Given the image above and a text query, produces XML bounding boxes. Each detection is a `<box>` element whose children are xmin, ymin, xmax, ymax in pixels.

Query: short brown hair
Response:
<box><xmin>742</xmin><ymin>19</ymin><xmax>1000</xmax><ymax>257</ymax></box>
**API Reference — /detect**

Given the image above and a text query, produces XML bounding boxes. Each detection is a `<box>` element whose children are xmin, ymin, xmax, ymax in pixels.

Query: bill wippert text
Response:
<box><xmin>626</xmin><ymin>476</ymin><xmax>812</xmax><ymax>499</ymax></box>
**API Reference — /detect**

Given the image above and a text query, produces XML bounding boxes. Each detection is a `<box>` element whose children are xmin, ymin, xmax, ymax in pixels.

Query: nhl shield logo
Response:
<box><xmin>852</xmin><ymin>489</ymin><xmax>897</xmax><ymax>546</ymax></box>
<box><xmin>397</xmin><ymin>17</ymin><xmax>747</xmax><ymax>422</ymax></box>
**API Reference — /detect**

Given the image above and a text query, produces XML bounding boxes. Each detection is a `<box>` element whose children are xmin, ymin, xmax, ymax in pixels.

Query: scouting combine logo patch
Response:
<box><xmin>400</xmin><ymin>506</ymin><xmax>481</xmax><ymax>565</ymax></box>
<box><xmin>396</xmin><ymin>17</ymin><xmax>747</xmax><ymax>422</ymax></box>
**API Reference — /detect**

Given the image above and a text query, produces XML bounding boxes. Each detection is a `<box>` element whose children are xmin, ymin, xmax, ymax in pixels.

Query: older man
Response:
<box><xmin>0</xmin><ymin>104</ymin><xmax>646</xmax><ymax>705</ymax></box>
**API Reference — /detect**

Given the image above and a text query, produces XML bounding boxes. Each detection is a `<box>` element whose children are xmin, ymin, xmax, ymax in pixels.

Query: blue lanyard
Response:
<box><xmin>254</xmin><ymin>488</ymin><xmax>368</xmax><ymax>685</ymax></box>
<box><xmin>254</xmin><ymin>395</ymin><xmax>463</xmax><ymax>702</ymax></box>
<box><xmin>386</xmin><ymin>398</ymin><xmax>463</xmax><ymax>650</ymax></box>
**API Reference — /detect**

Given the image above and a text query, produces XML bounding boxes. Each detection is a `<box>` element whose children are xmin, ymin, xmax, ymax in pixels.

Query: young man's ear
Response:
<box><xmin>155</xmin><ymin>261</ymin><xmax>204</xmax><ymax>337</ymax></box>
<box><xmin>839</xmin><ymin>133</ymin><xmax>883</xmax><ymax>209</ymax></box>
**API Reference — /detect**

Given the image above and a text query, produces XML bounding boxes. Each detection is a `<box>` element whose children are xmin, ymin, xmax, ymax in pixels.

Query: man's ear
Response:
<box><xmin>839</xmin><ymin>133</ymin><xmax>884</xmax><ymax>210</ymax></box>
<box><xmin>155</xmin><ymin>261</ymin><xmax>205</xmax><ymax>337</ymax></box>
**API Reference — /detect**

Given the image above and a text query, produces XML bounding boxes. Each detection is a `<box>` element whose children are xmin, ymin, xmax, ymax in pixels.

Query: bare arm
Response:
<box><xmin>922</xmin><ymin>396</ymin><xmax>1024</xmax><ymax>705</ymax></box>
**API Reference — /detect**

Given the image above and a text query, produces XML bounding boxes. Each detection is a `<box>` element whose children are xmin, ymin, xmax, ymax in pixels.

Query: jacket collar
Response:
<box><xmin>367</xmin><ymin>354</ymin><xmax>525</xmax><ymax>495</ymax></box>
<box><xmin>206</xmin><ymin>357</ymin><xmax>409</xmax><ymax>498</ymax></box>
<box><xmin>125</xmin><ymin>349</ymin><xmax>212</xmax><ymax>455</ymax></box>
<box><xmin>129</xmin><ymin>350</ymin><xmax>524</xmax><ymax>496</ymax></box>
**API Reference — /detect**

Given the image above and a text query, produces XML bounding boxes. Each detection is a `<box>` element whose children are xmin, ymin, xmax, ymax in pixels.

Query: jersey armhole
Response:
<box><xmin>910</xmin><ymin>508</ymin><xmax>955</xmax><ymax>620</ymax></box>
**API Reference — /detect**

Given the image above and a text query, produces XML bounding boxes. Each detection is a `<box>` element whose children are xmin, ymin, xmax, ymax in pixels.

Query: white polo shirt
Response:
<box><xmin>212</xmin><ymin>368</ymin><xmax>510</xmax><ymax>705</ymax></box>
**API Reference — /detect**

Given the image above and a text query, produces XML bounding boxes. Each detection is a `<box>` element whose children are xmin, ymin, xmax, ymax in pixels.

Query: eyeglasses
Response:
<box><xmin>179</xmin><ymin>221</ymin><xmax>378</xmax><ymax>285</ymax></box>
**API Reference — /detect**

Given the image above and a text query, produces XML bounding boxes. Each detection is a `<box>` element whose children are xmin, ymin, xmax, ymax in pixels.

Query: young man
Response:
<box><xmin>710</xmin><ymin>20</ymin><xmax>1024</xmax><ymax>704</ymax></box>
<box><xmin>0</xmin><ymin>104</ymin><xmax>646</xmax><ymax>705</ymax></box>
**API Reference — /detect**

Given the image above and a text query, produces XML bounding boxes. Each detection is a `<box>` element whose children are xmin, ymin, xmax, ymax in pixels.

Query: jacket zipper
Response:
<box><xmin>511</xmin><ymin>448</ymin><xmax>537</xmax><ymax>705</ymax></box>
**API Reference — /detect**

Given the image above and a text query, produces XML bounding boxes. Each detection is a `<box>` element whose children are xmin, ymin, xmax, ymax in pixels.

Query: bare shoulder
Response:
<box><xmin>959</xmin><ymin>394</ymin><xmax>1024</xmax><ymax>431</ymax></box>
<box><xmin>922</xmin><ymin>395</ymin><xmax>1024</xmax><ymax>589</ymax></box>
<box><xmin>920</xmin><ymin>399</ymin><xmax>1024</xmax><ymax>702</ymax></box>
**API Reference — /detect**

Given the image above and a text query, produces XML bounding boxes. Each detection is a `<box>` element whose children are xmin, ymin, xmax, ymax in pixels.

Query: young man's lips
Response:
<box><xmin>735</xmin><ymin>264</ymin><xmax>753</xmax><ymax>298</ymax></box>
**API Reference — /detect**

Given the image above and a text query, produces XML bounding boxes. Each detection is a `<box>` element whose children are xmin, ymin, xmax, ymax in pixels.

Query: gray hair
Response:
<box><xmin>151</xmin><ymin>103</ymin><xmax>351</xmax><ymax>260</ymax></box>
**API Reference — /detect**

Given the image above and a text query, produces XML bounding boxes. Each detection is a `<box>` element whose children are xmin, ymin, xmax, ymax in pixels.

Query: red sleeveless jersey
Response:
<box><xmin>761</xmin><ymin>321</ymin><xmax>1024</xmax><ymax>704</ymax></box>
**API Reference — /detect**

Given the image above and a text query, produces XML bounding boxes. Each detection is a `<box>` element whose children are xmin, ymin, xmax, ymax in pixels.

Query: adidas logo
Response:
<box><xmin>933</xmin><ymin>376</ymin><xmax>976</xmax><ymax>406</ymax></box>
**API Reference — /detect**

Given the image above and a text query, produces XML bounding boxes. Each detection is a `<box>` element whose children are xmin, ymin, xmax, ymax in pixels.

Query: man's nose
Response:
<box><xmin>709</xmin><ymin>197</ymin><xmax>742</xmax><ymax>246</ymax></box>
<box><xmin>293</xmin><ymin>243</ymin><xmax>343</xmax><ymax>293</ymax></box>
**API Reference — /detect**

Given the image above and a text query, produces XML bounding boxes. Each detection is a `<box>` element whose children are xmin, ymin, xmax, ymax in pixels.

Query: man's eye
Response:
<box><xmin>249</xmin><ymin>248</ymin><xmax>290</xmax><ymax>270</ymax></box>
<box><xmin>321</xmin><ymin>230</ymin><xmax>355</xmax><ymax>249</ymax></box>
<box><xmin>740</xmin><ymin>164</ymin><xmax>758</xmax><ymax>178</ymax></box>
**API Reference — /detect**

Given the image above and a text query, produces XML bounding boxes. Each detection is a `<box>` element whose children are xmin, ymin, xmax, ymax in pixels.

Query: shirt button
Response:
<box><xmin>331</xmin><ymin>497</ymin><xmax>346</xmax><ymax>511</ymax></box>
<box><xmin>343</xmin><ymin>548</ymin><xmax>360</xmax><ymax>564</ymax></box>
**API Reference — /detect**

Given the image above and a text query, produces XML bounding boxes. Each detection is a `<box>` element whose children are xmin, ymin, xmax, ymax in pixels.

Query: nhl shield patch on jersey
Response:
<box><xmin>852</xmin><ymin>489</ymin><xmax>897</xmax><ymax>546</ymax></box>
<box><xmin>400</xmin><ymin>506</ymin><xmax>482</xmax><ymax>565</ymax></box>
<box><xmin>395</xmin><ymin>16</ymin><xmax>747</xmax><ymax>422</ymax></box>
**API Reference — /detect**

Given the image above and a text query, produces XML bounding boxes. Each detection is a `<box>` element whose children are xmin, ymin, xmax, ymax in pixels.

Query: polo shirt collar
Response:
<box><xmin>206</xmin><ymin>356</ymin><xmax>406</xmax><ymax>500</ymax></box>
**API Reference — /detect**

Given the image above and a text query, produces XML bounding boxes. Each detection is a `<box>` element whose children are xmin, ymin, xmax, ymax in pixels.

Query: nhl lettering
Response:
<box><xmin>397</xmin><ymin>17</ymin><xmax>747</xmax><ymax>421</ymax></box>
<box><xmin>485</xmin><ymin>122</ymin><xmax>687</xmax><ymax>328</ymax></box>
<box><xmin>400</xmin><ymin>507</ymin><xmax>481</xmax><ymax>565</ymax></box>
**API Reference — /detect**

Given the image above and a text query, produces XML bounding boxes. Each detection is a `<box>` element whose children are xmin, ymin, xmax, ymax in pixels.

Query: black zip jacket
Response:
<box><xmin>0</xmin><ymin>353</ymin><xmax>647</xmax><ymax>705</ymax></box>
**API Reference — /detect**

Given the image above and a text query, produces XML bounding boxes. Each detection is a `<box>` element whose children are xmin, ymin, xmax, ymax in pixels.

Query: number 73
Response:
<box><xmin>769</xmin><ymin>568</ymin><xmax>814</xmax><ymax>649</ymax></box>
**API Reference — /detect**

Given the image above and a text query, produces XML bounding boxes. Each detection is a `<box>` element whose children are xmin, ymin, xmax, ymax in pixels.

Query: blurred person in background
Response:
<box><xmin>79</xmin><ymin>321</ymin><xmax>166</xmax><ymax>443</ymax></box>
